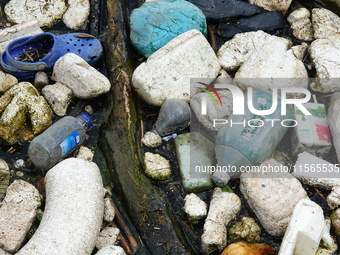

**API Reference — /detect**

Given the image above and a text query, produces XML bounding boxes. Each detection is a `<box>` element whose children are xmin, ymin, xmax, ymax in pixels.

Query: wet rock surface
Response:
<box><xmin>187</xmin><ymin>0</ymin><xmax>261</xmax><ymax>20</ymax></box>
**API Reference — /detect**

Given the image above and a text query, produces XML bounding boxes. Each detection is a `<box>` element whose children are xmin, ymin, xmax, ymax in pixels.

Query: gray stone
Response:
<box><xmin>312</xmin><ymin>8</ymin><xmax>340</xmax><ymax>39</ymax></box>
<box><xmin>183</xmin><ymin>193</ymin><xmax>207</xmax><ymax>223</ymax></box>
<box><xmin>132</xmin><ymin>29</ymin><xmax>221</xmax><ymax>107</ymax></box>
<box><xmin>327</xmin><ymin>186</ymin><xmax>340</xmax><ymax>209</ymax></box>
<box><xmin>4</xmin><ymin>0</ymin><xmax>67</xmax><ymax>27</ymax></box>
<box><xmin>249</xmin><ymin>0</ymin><xmax>292</xmax><ymax>12</ymax></box>
<box><xmin>288</xmin><ymin>8</ymin><xmax>313</xmax><ymax>41</ymax></box>
<box><xmin>293</xmin><ymin>152</ymin><xmax>340</xmax><ymax>190</ymax></box>
<box><xmin>34</xmin><ymin>72</ymin><xmax>49</xmax><ymax>88</ymax></box>
<box><xmin>201</xmin><ymin>188</ymin><xmax>241</xmax><ymax>253</ymax></box>
<box><xmin>174</xmin><ymin>132</ymin><xmax>214</xmax><ymax>193</ymax></box>
<box><xmin>52</xmin><ymin>53</ymin><xmax>111</xmax><ymax>99</ymax></box>
<box><xmin>0</xmin><ymin>203</ymin><xmax>36</xmax><ymax>253</ymax></box>
<box><xmin>95</xmin><ymin>246</ymin><xmax>126</xmax><ymax>255</ymax></box>
<box><xmin>96</xmin><ymin>227</ymin><xmax>120</xmax><ymax>250</ymax></box>
<box><xmin>310</xmin><ymin>35</ymin><xmax>340</xmax><ymax>93</ymax></box>
<box><xmin>144</xmin><ymin>152</ymin><xmax>171</xmax><ymax>180</ymax></box>
<box><xmin>141</xmin><ymin>131</ymin><xmax>162</xmax><ymax>147</ymax></box>
<box><xmin>3</xmin><ymin>179</ymin><xmax>41</xmax><ymax>211</ymax></box>
<box><xmin>0</xmin><ymin>70</ymin><xmax>17</xmax><ymax>93</ymax></box>
<box><xmin>240</xmin><ymin>158</ymin><xmax>308</xmax><ymax>236</ymax></box>
<box><xmin>0</xmin><ymin>21</ymin><xmax>43</xmax><ymax>54</ymax></box>
<box><xmin>234</xmin><ymin>34</ymin><xmax>308</xmax><ymax>90</ymax></box>
<box><xmin>103</xmin><ymin>198</ymin><xmax>115</xmax><ymax>223</ymax></box>
<box><xmin>62</xmin><ymin>0</ymin><xmax>90</xmax><ymax>30</ymax></box>
<box><xmin>42</xmin><ymin>83</ymin><xmax>73</xmax><ymax>116</ymax></box>
<box><xmin>17</xmin><ymin>158</ymin><xmax>105</xmax><ymax>255</ymax></box>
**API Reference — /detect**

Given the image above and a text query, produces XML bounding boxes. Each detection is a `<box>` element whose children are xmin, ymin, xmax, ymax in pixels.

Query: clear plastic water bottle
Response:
<box><xmin>212</xmin><ymin>89</ymin><xmax>294</xmax><ymax>186</ymax></box>
<box><xmin>28</xmin><ymin>113</ymin><xmax>93</xmax><ymax>170</ymax></box>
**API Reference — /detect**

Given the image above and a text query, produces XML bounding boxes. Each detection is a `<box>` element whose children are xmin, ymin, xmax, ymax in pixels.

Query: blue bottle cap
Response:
<box><xmin>77</xmin><ymin>113</ymin><xmax>93</xmax><ymax>130</ymax></box>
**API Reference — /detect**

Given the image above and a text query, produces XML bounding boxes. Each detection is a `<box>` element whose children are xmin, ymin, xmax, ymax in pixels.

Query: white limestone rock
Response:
<box><xmin>183</xmin><ymin>193</ymin><xmax>208</xmax><ymax>223</ymax></box>
<box><xmin>293</xmin><ymin>152</ymin><xmax>340</xmax><ymax>190</ymax></box>
<box><xmin>0</xmin><ymin>70</ymin><xmax>17</xmax><ymax>93</ymax></box>
<box><xmin>63</xmin><ymin>0</ymin><xmax>90</xmax><ymax>30</ymax></box>
<box><xmin>201</xmin><ymin>188</ymin><xmax>241</xmax><ymax>252</ymax></box>
<box><xmin>312</xmin><ymin>8</ymin><xmax>340</xmax><ymax>39</ymax></box>
<box><xmin>326</xmin><ymin>93</ymin><xmax>340</xmax><ymax>164</ymax></box>
<box><xmin>34</xmin><ymin>72</ymin><xmax>49</xmax><ymax>88</ymax></box>
<box><xmin>4</xmin><ymin>0</ymin><xmax>67</xmax><ymax>27</ymax></box>
<box><xmin>240</xmin><ymin>159</ymin><xmax>308</xmax><ymax>236</ymax></box>
<box><xmin>218</xmin><ymin>31</ymin><xmax>280</xmax><ymax>71</ymax></box>
<box><xmin>103</xmin><ymin>197</ymin><xmax>115</xmax><ymax>223</ymax></box>
<box><xmin>16</xmin><ymin>158</ymin><xmax>105</xmax><ymax>255</ymax></box>
<box><xmin>52</xmin><ymin>53</ymin><xmax>111</xmax><ymax>99</ymax></box>
<box><xmin>3</xmin><ymin>179</ymin><xmax>41</xmax><ymax>210</ymax></box>
<box><xmin>248</xmin><ymin>0</ymin><xmax>292</xmax><ymax>12</ymax></box>
<box><xmin>76</xmin><ymin>146</ymin><xmax>94</xmax><ymax>161</ymax></box>
<box><xmin>309</xmin><ymin>34</ymin><xmax>340</xmax><ymax>93</ymax></box>
<box><xmin>291</xmin><ymin>43</ymin><xmax>308</xmax><ymax>60</ymax></box>
<box><xmin>132</xmin><ymin>29</ymin><xmax>221</xmax><ymax>107</ymax></box>
<box><xmin>96</xmin><ymin>227</ymin><xmax>120</xmax><ymax>250</ymax></box>
<box><xmin>42</xmin><ymin>83</ymin><xmax>72</xmax><ymax>116</ymax></box>
<box><xmin>0</xmin><ymin>20</ymin><xmax>43</xmax><ymax>54</ymax></box>
<box><xmin>144</xmin><ymin>152</ymin><xmax>171</xmax><ymax>180</ymax></box>
<box><xmin>0</xmin><ymin>203</ymin><xmax>36</xmax><ymax>253</ymax></box>
<box><xmin>95</xmin><ymin>246</ymin><xmax>126</xmax><ymax>255</ymax></box>
<box><xmin>141</xmin><ymin>131</ymin><xmax>162</xmax><ymax>147</ymax></box>
<box><xmin>287</xmin><ymin>8</ymin><xmax>313</xmax><ymax>41</ymax></box>
<box><xmin>327</xmin><ymin>186</ymin><xmax>340</xmax><ymax>210</ymax></box>
<box><xmin>234</xmin><ymin>34</ymin><xmax>308</xmax><ymax>91</ymax></box>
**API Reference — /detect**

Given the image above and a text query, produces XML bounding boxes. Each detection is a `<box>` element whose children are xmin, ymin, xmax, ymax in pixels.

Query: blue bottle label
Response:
<box><xmin>60</xmin><ymin>131</ymin><xmax>82</xmax><ymax>156</ymax></box>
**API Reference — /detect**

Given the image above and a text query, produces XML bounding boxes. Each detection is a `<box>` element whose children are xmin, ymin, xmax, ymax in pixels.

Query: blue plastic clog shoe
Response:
<box><xmin>0</xmin><ymin>32</ymin><xmax>103</xmax><ymax>79</ymax></box>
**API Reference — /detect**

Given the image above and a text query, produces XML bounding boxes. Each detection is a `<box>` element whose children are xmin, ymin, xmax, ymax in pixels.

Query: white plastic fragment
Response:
<box><xmin>316</xmin><ymin>218</ymin><xmax>338</xmax><ymax>254</ymax></box>
<box><xmin>293</xmin><ymin>152</ymin><xmax>340</xmax><ymax>190</ymax></box>
<box><xmin>52</xmin><ymin>53</ymin><xmax>111</xmax><ymax>99</ymax></box>
<box><xmin>278</xmin><ymin>199</ymin><xmax>325</xmax><ymax>255</ymax></box>
<box><xmin>201</xmin><ymin>188</ymin><xmax>241</xmax><ymax>253</ymax></box>
<box><xmin>96</xmin><ymin>227</ymin><xmax>120</xmax><ymax>250</ymax></box>
<box><xmin>63</xmin><ymin>0</ymin><xmax>90</xmax><ymax>30</ymax></box>
<box><xmin>327</xmin><ymin>186</ymin><xmax>340</xmax><ymax>210</ymax></box>
<box><xmin>240</xmin><ymin>159</ymin><xmax>308</xmax><ymax>236</ymax></box>
<box><xmin>132</xmin><ymin>29</ymin><xmax>221</xmax><ymax>106</ymax></box>
<box><xmin>17</xmin><ymin>158</ymin><xmax>105</xmax><ymax>255</ymax></box>
<box><xmin>4</xmin><ymin>0</ymin><xmax>67</xmax><ymax>27</ymax></box>
<box><xmin>103</xmin><ymin>197</ymin><xmax>115</xmax><ymax>223</ymax></box>
<box><xmin>183</xmin><ymin>193</ymin><xmax>208</xmax><ymax>223</ymax></box>
<box><xmin>0</xmin><ymin>20</ymin><xmax>43</xmax><ymax>54</ymax></box>
<box><xmin>42</xmin><ymin>83</ymin><xmax>73</xmax><ymax>116</ymax></box>
<box><xmin>95</xmin><ymin>245</ymin><xmax>126</xmax><ymax>255</ymax></box>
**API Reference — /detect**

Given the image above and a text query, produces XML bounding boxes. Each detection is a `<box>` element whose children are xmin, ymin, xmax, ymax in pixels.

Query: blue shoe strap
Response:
<box><xmin>6</xmin><ymin>32</ymin><xmax>60</xmax><ymax>71</ymax></box>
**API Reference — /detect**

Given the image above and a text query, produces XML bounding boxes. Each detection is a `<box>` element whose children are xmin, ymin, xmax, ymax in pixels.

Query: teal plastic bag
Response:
<box><xmin>130</xmin><ymin>0</ymin><xmax>207</xmax><ymax>57</ymax></box>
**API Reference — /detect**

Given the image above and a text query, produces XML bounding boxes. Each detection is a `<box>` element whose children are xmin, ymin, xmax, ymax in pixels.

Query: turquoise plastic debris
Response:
<box><xmin>129</xmin><ymin>0</ymin><xmax>207</xmax><ymax>58</ymax></box>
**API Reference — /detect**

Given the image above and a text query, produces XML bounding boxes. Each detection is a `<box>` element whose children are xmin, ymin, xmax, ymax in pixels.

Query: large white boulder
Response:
<box><xmin>132</xmin><ymin>29</ymin><xmax>221</xmax><ymax>107</ymax></box>
<box><xmin>17</xmin><ymin>158</ymin><xmax>105</xmax><ymax>255</ymax></box>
